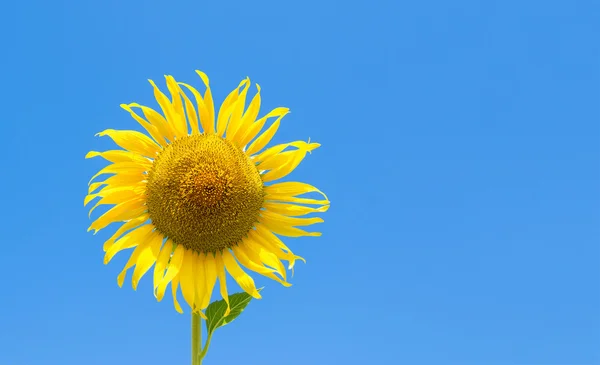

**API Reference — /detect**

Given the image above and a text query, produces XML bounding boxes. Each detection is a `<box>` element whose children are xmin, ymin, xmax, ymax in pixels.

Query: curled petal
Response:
<box><xmin>96</xmin><ymin>129</ymin><xmax>160</xmax><ymax>158</ymax></box>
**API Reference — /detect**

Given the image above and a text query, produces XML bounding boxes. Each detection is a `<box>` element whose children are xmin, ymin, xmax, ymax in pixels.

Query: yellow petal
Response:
<box><xmin>246</xmin><ymin>118</ymin><xmax>280</xmax><ymax>156</ymax></box>
<box><xmin>264</xmin><ymin>181</ymin><xmax>328</xmax><ymax>200</ymax></box>
<box><xmin>148</xmin><ymin>79</ymin><xmax>186</xmax><ymax>139</ymax></box>
<box><xmin>266</xmin><ymin>196</ymin><xmax>329</xmax><ymax>206</ymax></box>
<box><xmin>87</xmin><ymin>181</ymin><xmax>145</xmax><ymax>200</ymax></box>
<box><xmin>257</xmin><ymin>141</ymin><xmax>319</xmax><ymax>168</ymax></box>
<box><xmin>252</xmin><ymin>224</ymin><xmax>294</xmax><ymax>254</ymax></box>
<box><xmin>116</xmin><ymin>239</ymin><xmax>150</xmax><ymax>288</ymax></box>
<box><xmin>222</xmin><ymin>249</ymin><xmax>261</xmax><ymax>299</ymax></box>
<box><xmin>261</xmin><ymin>209</ymin><xmax>323</xmax><ymax>227</ymax></box>
<box><xmin>250</xmin><ymin>225</ymin><xmax>305</xmax><ymax>270</ymax></box>
<box><xmin>254</xmin><ymin>140</ymin><xmax>316</xmax><ymax>162</ymax></box>
<box><xmin>88</xmin><ymin>182</ymin><xmax>105</xmax><ymax>195</ymax></box>
<box><xmin>156</xmin><ymin>244</ymin><xmax>185</xmax><ymax>301</ymax></box>
<box><xmin>171</xmin><ymin>274</ymin><xmax>184</xmax><ymax>313</ymax></box>
<box><xmin>179</xmin><ymin>249</ymin><xmax>197</xmax><ymax>310</ymax></box>
<box><xmin>153</xmin><ymin>240</ymin><xmax>174</xmax><ymax>292</ymax></box>
<box><xmin>239</xmin><ymin>107</ymin><xmax>289</xmax><ymax>148</ymax></box>
<box><xmin>225</xmin><ymin>79</ymin><xmax>250</xmax><ymax>140</ymax></box>
<box><xmin>178</xmin><ymin>81</ymin><xmax>212</xmax><ymax>135</ymax></box>
<box><xmin>88</xmin><ymin>198</ymin><xmax>146</xmax><ymax>233</ymax></box>
<box><xmin>229</xmin><ymin>84</ymin><xmax>260</xmax><ymax>145</ymax></box>
<box><xmin>195</xmin><ymin>70</ymin><xmax>215</xmax><ymax>131</ymax></box>
<box><xmin>201</xmin><ymin>254</ymin><xmax>218</xmax><ymax>309</ymax></box>
<box><xmin>254</xmin><ymin>140</ymin><xmax>316</xmax><ymax>165</ymax></box>
<box><xmin>85</xmin><ymin>150</ymin><xmax>152</xmax><ymax>166</ymax></box>
<box><xmin>86</xmin><ymin>189</ymin><xmax>142</xmax><ymax>218</ymax></box>
<box><xmin>88</xmin><ymin>162</ymin><xmax>146</xmax><ymax>184</ymax></box>
<box><xmin>263</xmin><ymin>202</ymin><xmax>329</xmax><ymax>216</ymax></box>
<box><xmin>253</xmin><ymin>143</ymin><xmax>288</xmax><ymax>163</ymax></box>
<box><xmin>260</xmin><ymin>223</ymin><xmax>321</xmax><ymax>238</ymax></box>
<box><xmin>259</xmin><ymin>212</ymin><xmax>322</xmax><ymax>238</ymax></box>
<box><xmin>258</xmin><ymin>151</ymin><xmax>301</xmax><ymax>172</ymax></box>
<box><xmin>120</xmin><ymin>104</ymin><xmax>168</xmax><ymax>146</ymax></box>
<box><xmin>164</xmin><ymin>75</ymin><xmax>189</xmax><ymax>137</ymax></box>
<box><xmin>88</xmin><ymin>173</ymin><xmax>145</xmax><ymax>195</ymax></box>
<box><xmin>85</xmin><ymin>184</ymin><xmax>144</xmax><ymax>208</ymax></box>
<box><xmin>242</xmin><ymin>236</ymin><xmax>287</xmax><ymax>280</ymax></box>
<box><xmin>261</xmin><ymin>148</ymin><xmax>315</xmax><ymax>182</ymax></box>
<box><xmin>216</xmin><ymin>81</ymin><xmax>244</xmax><ymax>136</ymax></box>
<box><xmin>132</xmin><ymin>231</ymin><xmax>164</xmax><ymax>290</ymax></box>
<box><xmin>127</xmin><ymin>102</ymin><xmax>176</xmax><ymax>142</ymax></box>
<box><xmin>215</xmin><ymin>253</ymin><xmax>230</xmax><ymax>316</ymax></box>
<box><xmin>175</xmin><ymin>82</ymin><xmax>200</xmax><ymax>135</ymax></box>
<box><xmin>165</xmin><ymin>76</ymin><xmax>184</xmax><ymax>113</ymax></box>
<box><xmin>102</xmin><ymin>214</ymin><xmax>149</xmax><ymax>252</ymax></box>
<box><xmin>233</xmin><ymin>243</ymin><xmax>290</xmax><ymax>287</ymax></box>
<box><xmin>96</xmin><ymin>129</ymin><xmax>160</xmax><ymax>158</ymax></box>
<box><xmin>194</xmin><ymin>253</ymin><xmax>207</xmax><ymax>311</ymax></box>
<box><xmin>104</xmin><ymin>224</ymin><xmax>154</xmax><ymax>264</ymax></box>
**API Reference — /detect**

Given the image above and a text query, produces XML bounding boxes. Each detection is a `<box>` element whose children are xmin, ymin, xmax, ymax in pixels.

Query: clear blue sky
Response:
<box><xmin>1</xmin><ymin>0</ymin><xmax>598</xmax><ymax>364</ymax></box>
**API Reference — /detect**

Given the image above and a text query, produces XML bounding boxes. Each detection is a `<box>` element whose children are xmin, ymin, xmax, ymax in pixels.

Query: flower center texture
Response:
<box><xmin>146</xmin><ymin>134</ymin><xmax>264</xmax><ymax>253</ymax></box>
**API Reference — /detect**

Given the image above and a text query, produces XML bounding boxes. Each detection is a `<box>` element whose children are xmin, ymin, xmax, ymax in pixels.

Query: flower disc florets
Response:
<box><xmin>146</xmin><ymin>134</ymin><xmax>264</xmax><ymax>253</ymax></box>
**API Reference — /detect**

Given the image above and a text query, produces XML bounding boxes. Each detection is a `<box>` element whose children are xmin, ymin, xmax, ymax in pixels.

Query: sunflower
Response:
<box><xmin>85</xmin><ymin>71</ymin><xmax>328</xmax><ymax>317</ymax></box>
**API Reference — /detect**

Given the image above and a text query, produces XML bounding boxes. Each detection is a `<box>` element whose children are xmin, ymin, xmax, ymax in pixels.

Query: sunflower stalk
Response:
<box><xmin>192</xmin><ymin>312</ymin><xmax>202</xmax><ymax>365</ymax></box>
<box><xmin>192</xmin><ymin>311</ymin><xmax>214</xmax><ymax>365</ymax></box>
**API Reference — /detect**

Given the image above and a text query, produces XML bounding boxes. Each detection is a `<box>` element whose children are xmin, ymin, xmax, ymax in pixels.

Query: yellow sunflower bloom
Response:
<box><xmin>85</xmin><ymin>71</ymin><xmax>328</xmax><ymax>318</ymax></box>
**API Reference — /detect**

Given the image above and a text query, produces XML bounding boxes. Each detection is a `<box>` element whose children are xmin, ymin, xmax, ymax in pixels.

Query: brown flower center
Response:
<box><xmin>146</xmin><ymin>134</ymin><xmax>264</xmax><ymax>253</ymax></box>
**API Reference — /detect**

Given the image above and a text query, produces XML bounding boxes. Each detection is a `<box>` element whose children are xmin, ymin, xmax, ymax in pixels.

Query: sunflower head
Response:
<box><xmin>85</xmin><ymin>71</ymin><xmax>329</xmax><ymax>316</ymax></box>
<box><xmin>146</xmin><ymin>133</ymin><xmax>264</xmax><ymax>253</ymax></box>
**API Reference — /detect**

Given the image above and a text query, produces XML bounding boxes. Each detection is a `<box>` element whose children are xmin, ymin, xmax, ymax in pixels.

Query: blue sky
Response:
<box><xmin>1</xmin><ymin>0</ymin><xmax>598</xmax><ymax>364</ymax></box>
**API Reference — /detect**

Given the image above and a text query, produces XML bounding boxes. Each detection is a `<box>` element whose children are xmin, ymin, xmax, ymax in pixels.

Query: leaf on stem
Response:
<box><xmin>205</xmin><ymin>289</ymin><xmax>263</xmax><ymax>335</ymax></box>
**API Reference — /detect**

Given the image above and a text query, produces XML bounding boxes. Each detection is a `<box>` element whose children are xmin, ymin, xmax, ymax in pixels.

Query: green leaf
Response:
<box><xmin>205</xmin><ymin>289</ymin><xmax>262</xmax><ymax>335</ymax></box>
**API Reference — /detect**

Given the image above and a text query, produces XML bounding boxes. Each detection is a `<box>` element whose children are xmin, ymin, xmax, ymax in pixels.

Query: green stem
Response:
<box><xmin>199</xmin><ymin>331</ymin><xmax>214</xmax><ymax>361</ymax></box>
<box><xmin>192</xmin><ymin>312</ymin><xmax>202</xmax><ymax>365</ymax></box>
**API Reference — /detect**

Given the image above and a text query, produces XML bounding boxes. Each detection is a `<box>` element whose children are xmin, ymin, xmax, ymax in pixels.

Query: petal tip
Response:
<box><xmin>85</xmin><ymin>151</ymin><xmax>97</xmax><ymax>159</ymax></box>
